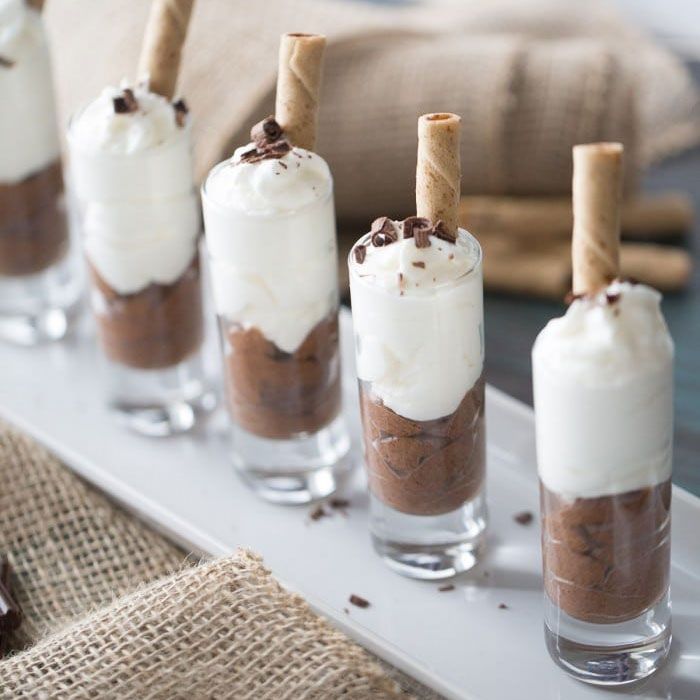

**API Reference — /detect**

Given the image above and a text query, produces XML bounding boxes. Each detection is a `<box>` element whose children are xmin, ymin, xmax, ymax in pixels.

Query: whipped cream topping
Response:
<box><xmin>533</xmin><ymin>281</ymin><xmax>674</xmax><ymax>499</ymax></box>
<box><xmin>69</xmin><ymin>85</ymin><xmax>199</xmax><ymax>295</ymax></box>
<box><xmin>203</xmin><ymin>147</ymin><xmax>337</xmax><ymax>354</ymax></box>
<box><xmin>0</xmin><ymin>0</ymin><xmax>60</xmax><ymax>183</ymax></box>
<box><xmin>205</xmin><ymin>143</ymin><xmax>333</xmax><ymax>215</ymax></box>
<box><xmin>349</xmin><ymin>224</ymin><xmax>483</xmax><ymax>422</ymax></box>
<box><xmin>69</xmin><ymin>85</ymin><xmax>187</xmax><ymax>155</ymax></box>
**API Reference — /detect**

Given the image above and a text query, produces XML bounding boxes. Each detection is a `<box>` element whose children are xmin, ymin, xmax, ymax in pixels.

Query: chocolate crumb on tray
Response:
<box><xmin>349</xmin><ymin>594</ymin><xmax>370</xmax><ymax>609</ymax></box>
<box><xmin>514</xmin><ymin>511</ymin><xmax>534</xmax><ymax>525</ymax></box>
<box><xmin>438</xmin><ymin>584</ymin><xmax>455</xmax><ymax>592</ymax></box>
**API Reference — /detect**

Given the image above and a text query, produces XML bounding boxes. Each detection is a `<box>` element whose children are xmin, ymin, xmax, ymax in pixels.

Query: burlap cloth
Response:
<box><xmin>0</xmin><ymin>421</ymin><xmax>434</xmax><ymax>698</ymax></box>
<box><xmin>45</xmin><ymin>0</ymin><xmax>699</xmax><ymax>224</ymax></box>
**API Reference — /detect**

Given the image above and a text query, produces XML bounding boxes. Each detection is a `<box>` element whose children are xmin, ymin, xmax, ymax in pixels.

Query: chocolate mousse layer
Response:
<box><xmin>541</xmin><ymin>479</ymin><xmax>671</xmax><ymax>624</ymax></box>
<box><xmin>90</xmin><ymin>255</ymin><xmax>203</xmax><ymax>370</ymax></box>
<box><xmin>360</xmin><ymin>375</ymin><xmax>485</xmax><ymax>516</ymax></box>
<box><xmin>0</xmin><ymin>160</ymin><xmax>68</xmax><ymax>276</ymax></box>
<box><xmin>224</xmin><ymin>312</ymin><xmax>341</xmax><ymax>439</ymax></box>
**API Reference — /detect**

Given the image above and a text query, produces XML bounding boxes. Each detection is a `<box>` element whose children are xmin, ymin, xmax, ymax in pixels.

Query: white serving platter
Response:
<box><xmin>0</xmin><ymin>307</ymin><xmax>699</xmax><ymax>700</ymax></box>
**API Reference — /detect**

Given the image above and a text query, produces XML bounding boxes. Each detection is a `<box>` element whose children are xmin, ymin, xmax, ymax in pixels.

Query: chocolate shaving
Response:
<box><xmin>402</xmin><ymin>216</ymin><xmax>430</xmax><ymax>240</ymax></box>
<box><xmin>438</xmin><ymin>584</ymin><xmax>455</xmax><ymax>592</ymax></box>
<box><xmin>0</xmin><ymin>56</ymin><xmax>14</xmax><ymax>69</ymax></box>
<box><xmin>113</xmin><ymin>88</ymin><xmax>138</xmax><ymax>115</ymax></box>
<box><xmin>370</xmin><ymin>217</ymin><xmax>398</xmax><ymax>247</ymax></box>
<box><xmin>238</xmin><ymin>117</ymin><xmax>291</xmax><ymax>165</ymax></box>
<box><xmin>498</xmin><ymin>603</ymin><xmax>509</xmax><ymax>610</ymax></box>
<box><xmin>514</xmin><ymin>511</ymin><xmax>533</xmax><ymax>526</ymax></box>
<box><xmin>606</xmin><ymin>292</ymin><xmax>620</xmax><ymax>305</ymax></box>
<box><xmin>412</xmin><ymin>261</ymin><xmax>426</xmax><ymax>269</ymax></box>
<box><xmin>414</xmin><ymin>227</ymin><xmax>431</xmax><ymax>249</ymax></box>
<box><xmin>173</xmin><ymin>98</ymin><xmax>189</xmax><ymax>127</ymax></box>
<box><xmin>251</xmin><ymin>115</ymin><xmax>283</xmax><ymax>147</ymax></box>
<box><xmin>349</xmin><ymin>594</ymin><xmax>370</xmax><ymax>609</ymax></box>
<box><xmin>354</xmin><ymin>245</ymin><xmax>366</xmax><ymax>264</ymax></box>
<box><xmin>329</xmin><ymin>498</ymin><xmax>350</xmax><ymax>510</ymax></box>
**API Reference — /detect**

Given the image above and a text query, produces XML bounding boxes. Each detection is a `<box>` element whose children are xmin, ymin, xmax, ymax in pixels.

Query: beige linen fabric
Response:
<box><xmin>44</xmin><ymin>0</ymin><xmax>699</xmax><ymax>222</ymax></box>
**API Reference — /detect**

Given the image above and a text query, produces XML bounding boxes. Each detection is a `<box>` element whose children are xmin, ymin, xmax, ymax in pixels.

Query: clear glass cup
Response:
<box><xmin>348</xmin><ymin>229</ymin><xmax>487</xmax><ymax>579</ymax></box>
<box><xmin>67</xmin><ymin>117</ymin><xmax>214</xmax><ymax>436</ymax></box>
<box><xmin>0</xmin><ymin>5</ymin><xmax>80</xmax><ymax>343</ymax></box>
<box><xmin>534</xmin><ymin>348</ymin><xmax>673</xmax><ymax>684</ymax></box>
<box><xmin>202</xmin><ymin>166</ymin><xmax>351</xmax><ymax>504</ymax></box>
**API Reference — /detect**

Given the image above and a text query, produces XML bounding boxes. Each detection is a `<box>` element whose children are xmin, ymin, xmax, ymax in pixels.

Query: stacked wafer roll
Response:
<box><xmin>275</xmin><ymin>33</ymin><xmax>326</xmax><ymax>151</ymax></box>
<box><xmin>416</xmin><ymin>113</ymin><xmax>461</xmax><ymax>235</ymax></box>
<box><xmin>138</xmin><ymin>0</ymin><xmax>195</xmax><ymax>99</ymax></box>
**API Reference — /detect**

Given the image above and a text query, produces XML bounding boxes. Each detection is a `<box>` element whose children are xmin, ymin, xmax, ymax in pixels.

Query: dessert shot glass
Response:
<box><xmin>348</xmin><ymin>226</ymin><xmax>487</xmax><ymax>579</ymax></box>
<box><xmin>534</xmin><ymin>311</ymin><xmax>673</xmax><ymax>685</ymax></box>
<box><xmin>201</xmin><ymin>33</ymin><xmax>350</xmax><ymax>503</ymax></box>
<box><xmin>67</xmin><ymin>89</ymin><xmax>213</xmax><ymax>436</ymax></box>
<box><xmin>533</xmin><ymin>142</ymin><xmax>673</xmax><ymax>685</ymax></box>
<box><xmin>0</xmin><ymin>0</ymin><xmax>80</xmax><ymax>344</ymax></box>
<box><xmin>202</xmin><ymin>165</ymin><xmax>350</xmax><ymax>504</ymax></box>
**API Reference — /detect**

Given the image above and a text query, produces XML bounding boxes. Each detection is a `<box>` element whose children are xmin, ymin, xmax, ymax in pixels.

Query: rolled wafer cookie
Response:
<box><xmin>416</xmin><ymin>113</ymin><xmax>461</xmax><ymax>235</ymax></box>
<box><xmin>138</xmin><ymin>0</ymin><xmax>195</xmax><ymax>99</ymax></box>
<box><xmin>571</xmin><ymin>142</ymin><xmax>623</xmax><ymax>295</ymax></box>
<box><xmin>275</xmin><ymin>33</ymin><xmax>326</xmax><ymax>151</ymax></box>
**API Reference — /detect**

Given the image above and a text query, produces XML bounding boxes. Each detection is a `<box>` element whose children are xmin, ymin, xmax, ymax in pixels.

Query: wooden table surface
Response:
<box><xmin>484</xmin><ymin>140</ymin><xmax>700</xmax><ymax>497</ymax></box>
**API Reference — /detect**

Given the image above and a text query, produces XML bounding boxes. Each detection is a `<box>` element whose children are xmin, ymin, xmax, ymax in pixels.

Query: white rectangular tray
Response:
<box><xmin>1</xmin><ymin>308</ymin><xmax>699</xmax><ymax>700</ymax></box>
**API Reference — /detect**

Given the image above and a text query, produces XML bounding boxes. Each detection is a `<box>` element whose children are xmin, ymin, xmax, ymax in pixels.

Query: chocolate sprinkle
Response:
<box><xmin>498</xmin><ymin>603</ymin><xmax>509</xmax><ymax>610</ymax></box>
<box><xmin>173</xmin><ymin>98</ymin><xmax>189</xmax><ymax>127</ymax></box>
<box><xmin>0</xmin><ymin>56</ymin><xmax>14</xmax><ymax>69</ymax></box>
<box><xmin>330</xmin><ymin>498</ymin><xmax>350</xmax><ymax>510</ymax></box>
<box><xmin>412</xmin><ymin>261</ymin><xmax>426</xmax><ymax>269</ymax></box>
<box><xmin>514</xmin><ymin>511</ymin><xmax>534</xmax><ymax>526</ymax></box>
<box><xmin>354</xmin><ymin>245</ymin><xmax>366</xmax><ymax>264</ymax></box>
<box><xmin>349</xmin><ymin>594</ymin><xmax>370</xmax><ymax>609</ymax></box>
<box><xmin>438</xmin><ymin>584</ymin><xmax>455</xmax><ymax>592</ymax></box>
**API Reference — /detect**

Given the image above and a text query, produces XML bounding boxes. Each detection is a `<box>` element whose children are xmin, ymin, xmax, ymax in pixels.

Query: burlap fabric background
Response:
<box><xmin>44</xmin><ymin>0</ymin><xmax>699</xmax><ymax>223</ymax></box>
<box><xmin>0</xmin><ymin>421</ymin><xmax>432</xmax><ymax>698</ymax></box>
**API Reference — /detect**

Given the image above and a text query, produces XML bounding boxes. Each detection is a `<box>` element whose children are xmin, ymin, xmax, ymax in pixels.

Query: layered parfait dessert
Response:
<box><xmin>202</xmin><ymin>33</ymin><xmax>348</xmax><ymax>502</ymax></box>
<box><xmin>533</xmin><ymin>143</ymin><xmax>673</xmax><ymax>684</ymax></box>
<box><xmin>204</xmin><ymin>117</ymin><xmax>340</xmax><ymax>439</ymax></box>
<box><xmin>534</xmin><ymin>281</ymin><xmax>673</xmax><ymax>624</ymax></box>
<box><xmin>349</xmin><ymin>113</ymin><xmax>487</xmax><ymax>578</ymax></box>
<box><xmin>69</xmin><ymin>85</ymin><xmax>203</xmax><ymax>370</ymax></box>
<box><xmin>0</xmin><ymin>0</ymin><xmax>78</xmax><ymax>341</ymax></box>
<box><xmin>67</xmin><ymin>0</ymin><xmax>210</xmax><ymax>435</ymax></box>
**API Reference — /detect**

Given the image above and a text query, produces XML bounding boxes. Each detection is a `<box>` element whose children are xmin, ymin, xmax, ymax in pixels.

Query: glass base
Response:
<box><xmin>231</xmin><ymin>413</ymin><xmax>351</xmax><ymax>504</ymax></box>
<box><xmin>106</xmin><ymin>351</ymin><xmax>216</xmax><ymax>437</ymax></box>
<box><xmin>0</xmin><ymin>255</ymin><xmax>81</xmax><ymax>345</ymax></box>
<box><xmin>370</xmin><ymin>490</ymin><xmax>487</xmax><ymax>580</ymax></box>
<box><xmin>544</xmin><ymin>591</ymin><xmax>672</xmax><ymax>685</ymax></box>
